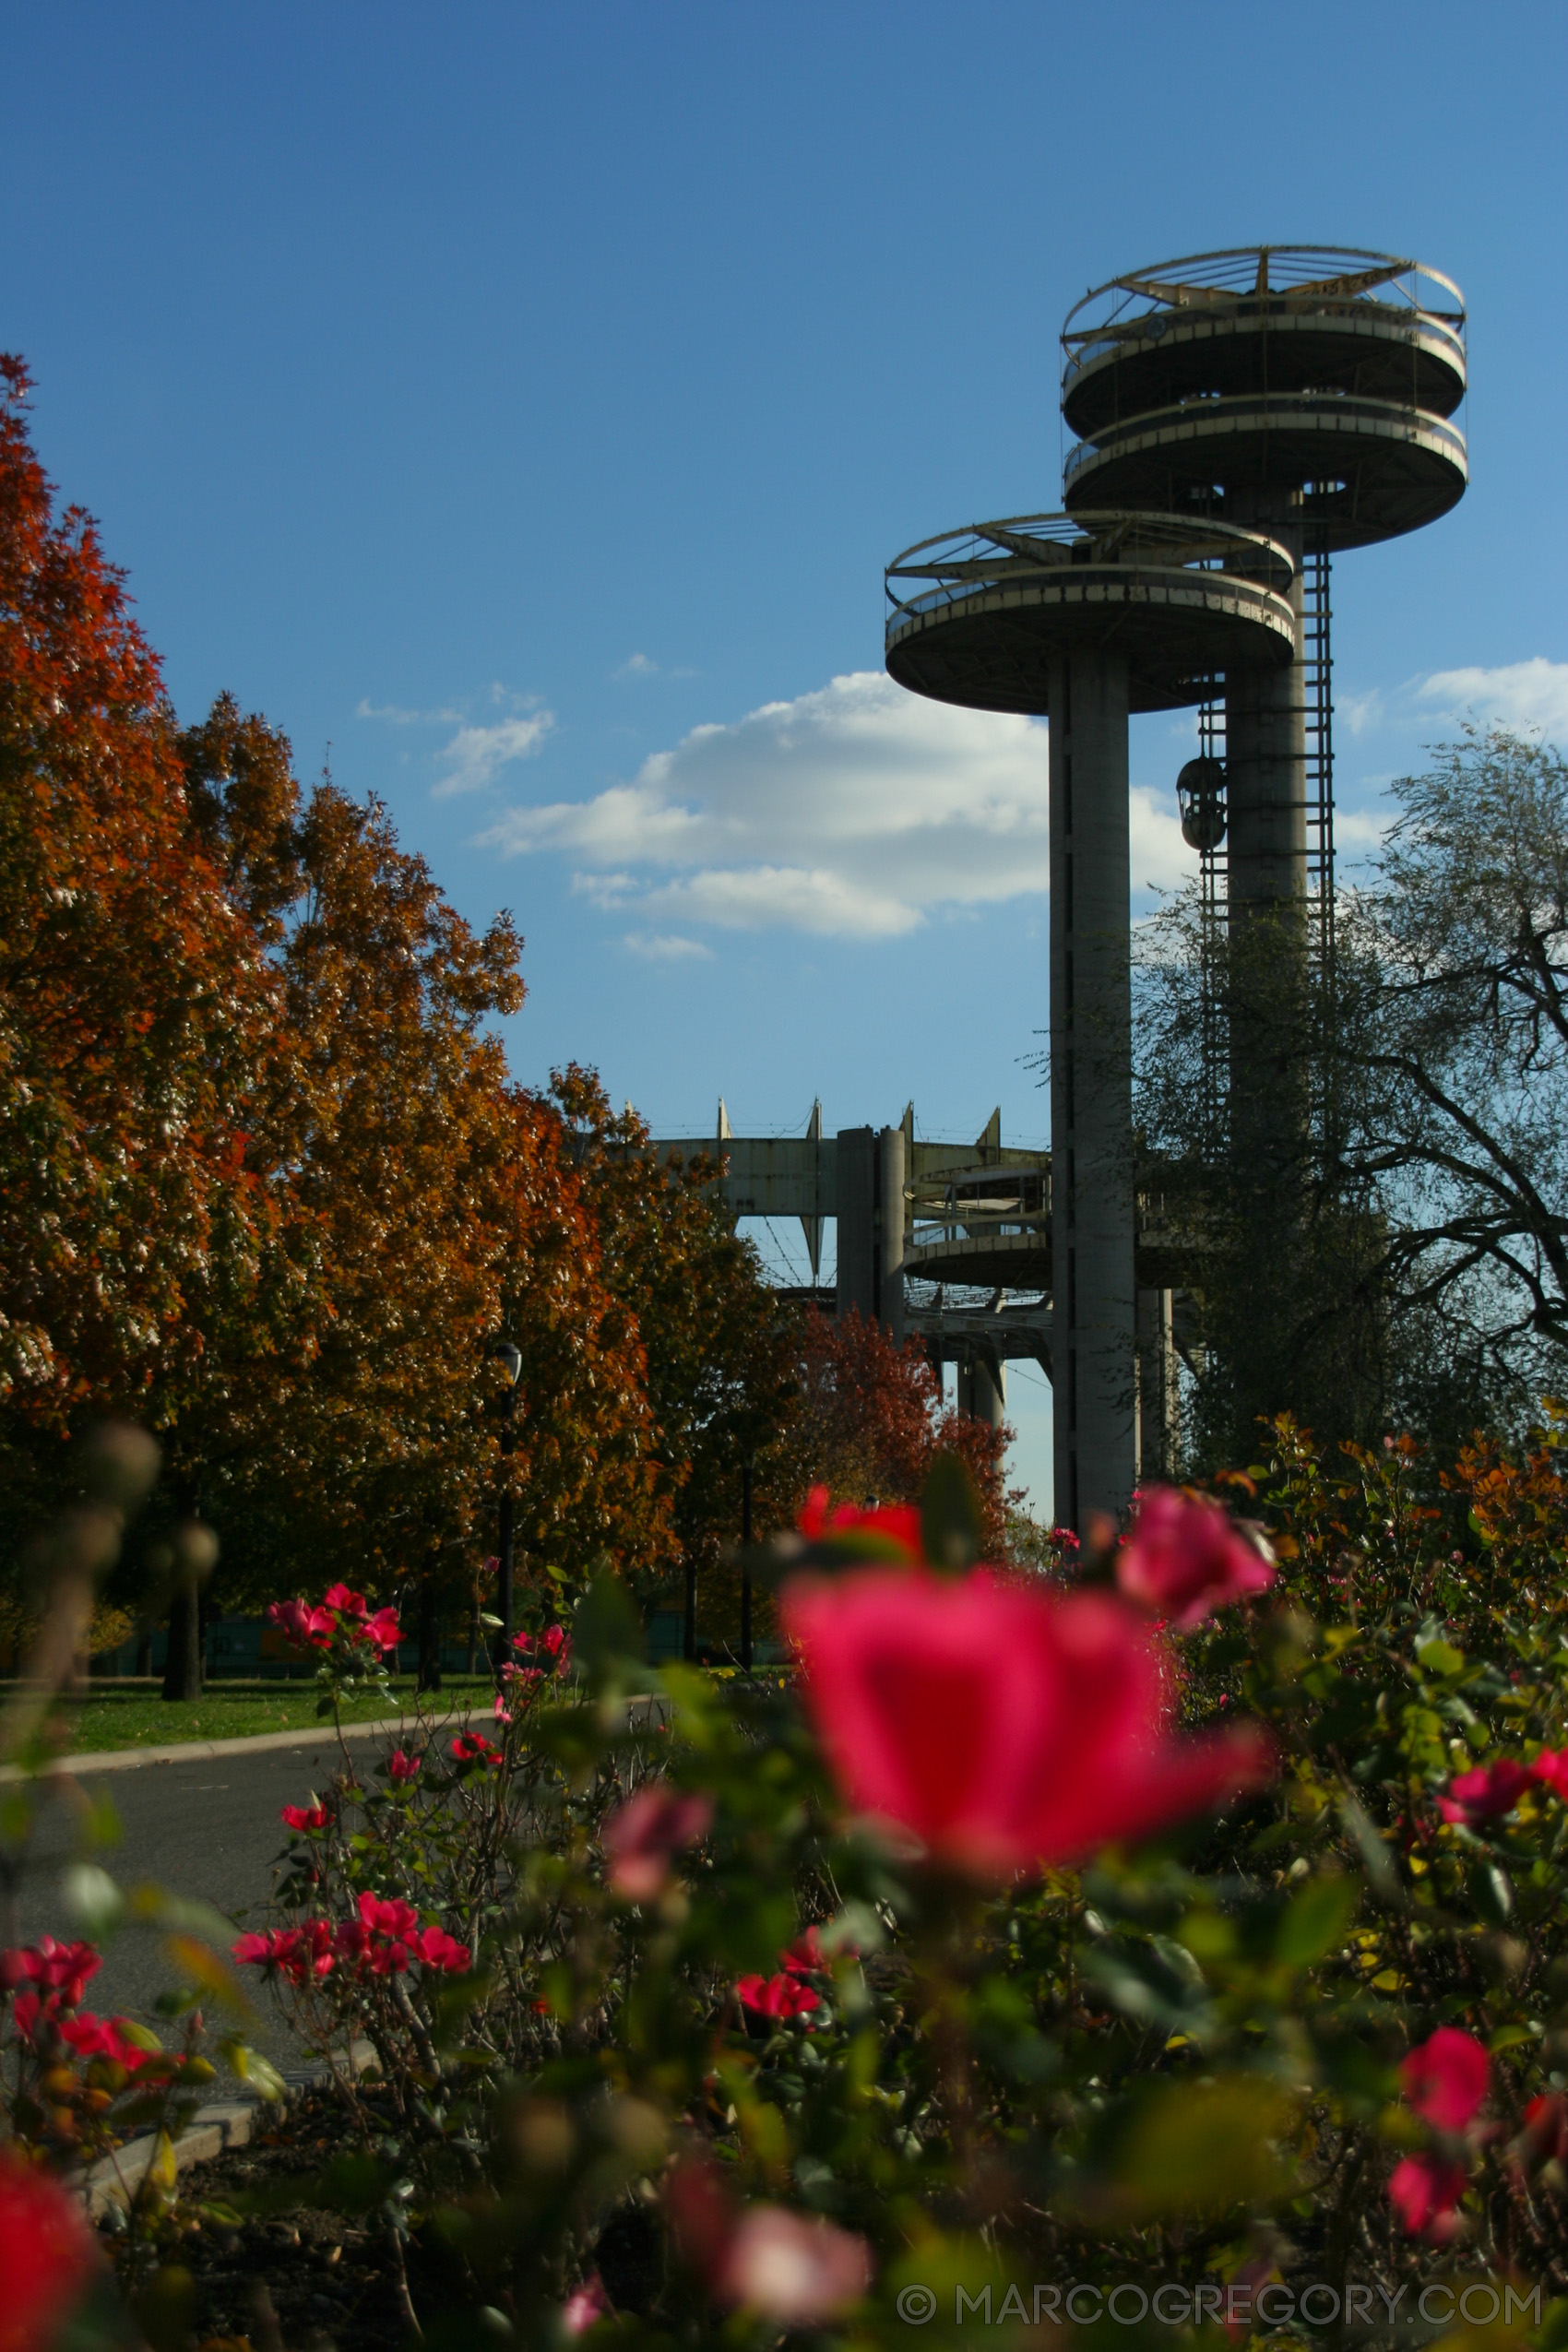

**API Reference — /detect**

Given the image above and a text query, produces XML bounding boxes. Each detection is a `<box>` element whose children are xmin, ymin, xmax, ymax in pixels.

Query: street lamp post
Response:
<box><xmin>740</xmin><ymin>1458</ymin><xmax>754</xmax><ymax>1672</ymax></box>
<box><xmin>492</xmin><ymin>1340</ymin><xmax>523</xmax><ymax>1670</ymax></box>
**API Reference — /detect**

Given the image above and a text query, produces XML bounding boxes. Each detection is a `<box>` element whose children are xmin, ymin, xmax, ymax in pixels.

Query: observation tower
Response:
<box><xmin>1061</xmin><ymin>247</ymin><xmax>1467</xmax><ymax>936</ymax></box>
<box><xmin>885</xmin><ymin>514</ymin><xmax>1296</xmax><ymax>1530</ymax></box>
<box><xmin>884</xmin><ymin>244</ymin><xmax>1467</xmax><ymax>1534</ymax></box>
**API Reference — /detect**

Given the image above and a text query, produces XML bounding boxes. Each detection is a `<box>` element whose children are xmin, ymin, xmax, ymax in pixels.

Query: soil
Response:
<box><xmin>129</xmin><ymin>2100</ymin><xmax>424</xmax><ymax>2352</ymax></box>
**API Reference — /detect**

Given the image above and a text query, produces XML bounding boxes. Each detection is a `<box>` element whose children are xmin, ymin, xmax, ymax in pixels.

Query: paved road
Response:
<box><xmin>6</xmin><ymin>1732</ymin><xmax>374</xmax><ymax>2071</ymax></box>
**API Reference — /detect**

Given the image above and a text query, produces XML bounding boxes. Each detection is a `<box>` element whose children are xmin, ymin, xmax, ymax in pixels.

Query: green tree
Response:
<box><xmin>1134</xmin><ymin>726</ymin><xmax>1568</xmax><ymax>1469</ymax></box>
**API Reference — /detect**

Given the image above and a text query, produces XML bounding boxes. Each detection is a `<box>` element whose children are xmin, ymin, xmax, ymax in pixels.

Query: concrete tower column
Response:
<box><xmin>958</xmin><ymin>1353</ymin><xmax>1006</xmax><ymax>1431</ymax></box>
<box><xmin>1135</xmin><ymin>1287</ymin><xmax>1179</xmax><ymax>1481</ymax></box>
<box><xmin>835</xmin><ymin>1127</ymin><xmax>876</xmax><ymax>1322</ymax></box>
<box><xmin>878</xmin><ymin>1123</ymin><xmax>907</xmax><ymax>1345</ymax></box>
<box><xmin>1049</xmin><ymin>647</ymin><xmax>1136</xmax><ymax>1532</ymax></box>
<box><xmin>836</xmin><ymin>1124</ymin><xmax>906</xmax><ymax>1341</ymax></box>
<box><xmin>1225</xmin><ymin>519</ymin><xmax>1307</xmax><ymax>918</ymax></box>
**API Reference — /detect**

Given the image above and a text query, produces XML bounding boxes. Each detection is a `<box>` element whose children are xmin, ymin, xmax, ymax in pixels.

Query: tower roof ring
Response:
<box><xmin>1062</xmin><ymin>244</ymin><xmax>1467</xmax><ymax>440</ymax></box>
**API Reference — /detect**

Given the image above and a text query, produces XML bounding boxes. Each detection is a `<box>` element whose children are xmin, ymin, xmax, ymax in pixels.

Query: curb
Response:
<box><xmin>2</xmin><ymin>1710</ymin><xmax>471</xmax><ymax>1783</ymax></box>
<box><xmin>83</xmin><ymin>2045</ymin><xmax>376</xmax><ymax>2217</ymax></box>
<box><xmin>6</xmin><ymin>1692</ymin><xmax>682</xmax><ymax>1782</ymax></box>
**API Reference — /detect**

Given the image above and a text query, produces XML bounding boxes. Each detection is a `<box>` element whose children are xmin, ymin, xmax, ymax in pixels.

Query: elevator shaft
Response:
<box><xmin>1049</xmin><ymin>647</ymin><xmax>1136</xmax><ymax>1525</ymax></box>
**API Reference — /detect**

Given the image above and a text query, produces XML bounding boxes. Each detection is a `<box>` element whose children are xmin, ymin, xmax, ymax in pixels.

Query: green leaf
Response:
<box><xmin>921</xmin><ymin>1452</ymin><xmax>982</xmax><ymax>1572</ymax></box>
<box><xmin>64</xmin><ymin>1862</ymin><xmax>125</xmax><ymax>1939</ymax></box>
<box><xmin>220</xmin><ymin>2036</ymin><xmax>286</xmax><ymax>2101</ymax></box>
<box><xmin>1098</xmin><ymin>2075</ymin><xmax>1293</xmax><ymax>2222</ymax></box>
<box><xmin>1276</xmin><ymin>1874</ymin><xmax>1359</xmax><ymax>1966</ymax></box>
<box><xmin>1417</xmin><ymin>1637</ymin><xmax>1466</xmax><ymax>1677</ymax></box>
<box><xmin>1468</xmin><ymin>1860</ymin><xmax>1515</xmax><ymax>1926</ymax></box>
<box><xmin>573</xmin><ymin>1572</ymin><xmax>646</xmax><ymax>1687</ymax></box>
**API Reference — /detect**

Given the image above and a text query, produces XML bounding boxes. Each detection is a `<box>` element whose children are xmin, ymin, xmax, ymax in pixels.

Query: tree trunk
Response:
<box><xmin>464</xmin><ymin>1604</ymin><xmax>478</xmax><ymax>1678</ymax></box>
<box><xmin>135</xmin><ymin>1621</ymin><xmax>153</xmax><ymax>1678</ymax></box>
<box><xmin>161</xmin><ymin>1578</ymin><xmax>202</xmax><ymax>1701</ymax></box>
<box><xmin>417</xmin><ymin>1577</ymin><xmax>443</xmax><ymax>1693</ymax></box>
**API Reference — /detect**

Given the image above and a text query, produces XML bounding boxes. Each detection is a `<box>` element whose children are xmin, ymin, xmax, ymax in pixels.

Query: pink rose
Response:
<box><xmin>601</xmin><ymin>1783</ymin><xmax>715</xmax><ymax>1902</ymax></box>
<box><xmin>1400</xmin><ymin>2026</ymin><xmax>1489</xmax><ymax>2132</ymax></box>
<box><xmin>0</xmin><ymin>2150</ymin><xmax>100</xmax><ymax>2352</ymax></box>
<box><xmin>737</xmin><ymin>1973</ymin><xmax>820</xmax><ymax>2023</ymax></box>
<box><xmin>716</xmin><ymin>2206</ymin><xmax>872</xmax><ymax>2322</ymax></box>
<box><xmin>362</xmin><ymin>1606</ymin><xmax>402</xmax><ymax>1652</ymax></box>
<box><xmin>451</xmin><ymin>1731</ymin><xmax>501</xmax><ymax>1767</ymax></box>
<box><xmin>1389</xmin><ymin>2151</ymin><xmax>1468</xmax><ymax>2239</ymax></box>
<box><xmin>267</xmin><ymin>1598</ymin><xmax>334</xmax><ymax>1650</ymax></box>
<box><xmin>0</xmin><ymin>1937</ymin><xmax>101</xmax><ymax>2005</ymax></box>
<box><xmin>798</xmin><ymin>1485</ymin><xmax>923</xmax><ymax>1563</ymax></box>
<box><xmin>410</xmin><ymin>1923</ymin><xmax>471</xmax><ymax>1973</ymax></box>
<box><xmin>1116</xmin><ymin>1487</ymin><xmax>1275</xmax><ymax>1629</ymax></box>
<box><xmin>563</xmin><ymin>2273</ymin><xmax>613</xmax><ymax>2335</ymax></box>
<box><xmin>782</xmin><ymin>1568</ymin><xmax>1271</xmax><ymax>1879</ymax></box>
<box><xmin>1437</xmin><ymin>1759</ymin><xmax>1533</xmax><ymax>1824</ymax></box>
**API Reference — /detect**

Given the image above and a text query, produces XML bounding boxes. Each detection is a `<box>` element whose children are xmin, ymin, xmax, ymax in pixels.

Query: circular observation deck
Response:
<box><xmin>1062</xmin><ymin>246</ymin><xmax>1467</xmax><ymax>438</ymax></box>
<box><xmin>1061</xmin><ymin>391</ymin><xmax>1467</xmax><ymax>550</ymax></box>
<box><xmin>885</xmin><ymin>512</ymin><xmax>1296</xmax><ymax>718</ymax></box>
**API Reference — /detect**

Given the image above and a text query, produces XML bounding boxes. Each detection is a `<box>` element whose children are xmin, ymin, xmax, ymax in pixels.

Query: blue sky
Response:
<box><xmin>5</xmin><ymin>1</ymin><xmax>1566</xmax><ymax>1511</ymax></box>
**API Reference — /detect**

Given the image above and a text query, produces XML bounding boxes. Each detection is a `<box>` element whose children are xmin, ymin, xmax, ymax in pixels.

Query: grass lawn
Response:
<box><xmin>17</xmin><ymin>1678</ymin><xmax>496</xmax><ymax>1757</ymax></box>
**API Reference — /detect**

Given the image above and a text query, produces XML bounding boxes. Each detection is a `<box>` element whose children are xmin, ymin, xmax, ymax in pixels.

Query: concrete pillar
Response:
<box><xmin>1049</xmin><ymin>647</ymin><xmax>1136</xmax><ymax>1533</ymax></box>
<box><xmin>1225</xmin><ymin>520</ymin><xmax>1307</xmax><ymax>918</ymax></box>
<box><xmin>958</xmin><ymin>1352</ymin><xmax>1006</xmax><ymax>1431</ymax></box>
<box><xmin>878</xmin><ymin>1123</ymin><xmax>907</xmax><ymax>1345</ymax></box>
<box><xmin>835</xmin><ymin>1127</ymin><xmax>876</xmax><ymax>1322</ymax></box>
<box><xmin>836</xmin><ymin>1125</ymin><xmax>905</xmax><ymax>1341</ymax></box>
<box><xmin>1135</xmin><ymin>1288</ymin><xmax>1179</xmax><ymax>1483</ymax></box>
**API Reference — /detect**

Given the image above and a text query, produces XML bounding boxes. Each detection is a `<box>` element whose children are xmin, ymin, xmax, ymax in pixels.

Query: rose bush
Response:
<box><xmin>16</xmin><ymin>1431</ymin><xmax>1568</xmax><ymax>2345</ymax></box>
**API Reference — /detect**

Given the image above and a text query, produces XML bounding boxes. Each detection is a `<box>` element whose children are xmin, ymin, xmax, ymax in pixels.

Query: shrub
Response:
<box><xmin>14</xmin><ymin>1431</ymin><xmax>1568</xmax><ymax>2345</ymax></box>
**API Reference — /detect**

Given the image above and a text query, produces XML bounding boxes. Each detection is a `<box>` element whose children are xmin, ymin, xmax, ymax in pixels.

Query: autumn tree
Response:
<box><xmin>548</xmin><ymin>1072</ymin><xmax>796</xmax><ymax>1623</ymax></box>
<box><xmin>180</xmin><ymin>730</ymin><xmax>676</xmax><ymax>1654</ymax></box>
<box><xmin>764</xmin><ymin>1306</ymin><xmax>1009</xmax><ymax>1555</ymax></box>
<box><xmin>0</xmin><ymin>359</ymin><xmax>279</xmax><ymax>1564</ymax></box>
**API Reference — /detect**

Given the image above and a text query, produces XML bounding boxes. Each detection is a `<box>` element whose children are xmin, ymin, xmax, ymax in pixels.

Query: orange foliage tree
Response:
<box><xmin>0</xmin><ymin>365</ymin><xmax>682</xmax><ymax>1687</ymax></box>
<box><xmin>550</xmin><ymin>1073</ymin><xmax>799</xmax><ymax>1614</ymax></box>
<box><xmin>0</xmin><ymin>359</ymin><xmax>280</xmax><ymax>1510</ymax></box>
<box><xmin>172</xmin><ymin>708</ymin><xmax>677</xmax><ymax>1656</ymax></box>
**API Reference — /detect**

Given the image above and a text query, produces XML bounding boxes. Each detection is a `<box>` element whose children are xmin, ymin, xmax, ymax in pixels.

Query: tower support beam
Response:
<box><xmin>1049</xmin><ymin>647</ymin><xmax>1136</xmax><ymax>1527</ymax></box>
<box><xmin>1226</xmin><ymin>523</ymin><xmax>1309</xmax><ymax>916</ymax></box>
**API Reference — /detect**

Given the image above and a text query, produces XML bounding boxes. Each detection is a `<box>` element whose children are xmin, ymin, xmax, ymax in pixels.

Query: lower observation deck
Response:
<box><xmin>1063</xmin><ymin>393</ymin><xmax>1467</xmax><ymax>548</ymax></box>
<box><xmin>885</xmin><ymin>512</ymin><xmax>1295</xmax><ymax>717</ymax></box>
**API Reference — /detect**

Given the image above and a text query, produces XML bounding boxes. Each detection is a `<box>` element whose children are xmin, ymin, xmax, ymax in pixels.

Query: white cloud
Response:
<box><xmin>476</xmin><ymin>670</ymin><xmax>1196</xmax><ymax>941</ymax></box>
<box><xmin>434</xmin><ymin>711</ymin><xmax>555</xmax><ymax>798</ymax></box>
<box><xmin>1334</xmin><ymin>808</ymin><xmax>1391</xmax><ymax>849</ymax></box>
<box><xmin>624</xmin><ymin>931</ymin><xmax>714</xmax><ymax>961</ymax></box>
<box><xmin>1129</xmin><ymin>787</ymin><xmax>1194</xmax><ymax>895</ymax></box>
<box><xmin>1417</xmin><ymin>658</ymin><xmax>1568</xmax><ymax>739</ymax></box>
<box><xmin>357</xmin><ymin>697</ymin><xmax>463</xmax><ymax>725</ymax></box>
<box><xmin>618</xmin><ymin>652</ymin><xmax>659</xmax><ymax>678</ymax></box>
<box><xmin>1338</xmin><ymin>687</ymin><xmax>1384</xmax><ymax>737</ymax></box>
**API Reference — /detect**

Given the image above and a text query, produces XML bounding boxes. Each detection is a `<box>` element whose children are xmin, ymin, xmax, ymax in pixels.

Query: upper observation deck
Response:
<box><xmin>1062</xmin><ymin>246</ymin><xmax>1467</xmax><ymax>437</ymax></box>
<box><xmin>884</xmin><ymin>511</ymin><xmax>1295</xmax><ymax>718</ymax></box>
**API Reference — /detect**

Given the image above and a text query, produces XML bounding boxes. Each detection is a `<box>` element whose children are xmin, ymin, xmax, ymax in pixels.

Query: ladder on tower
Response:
<box><xmin>1302</xmin><ymin>532</ymin><xmax>1335</xmax><ymax>987</ymax></box>
<box><xmin>1196</xmin><ymin>688</ymin><xmax>1228</xmax><ymax>1157</ymax></box>
<box><xmin>1302</xmin><ymin>525</ymin><xmax>1336</xmax><ymax>1156</ymax></box>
